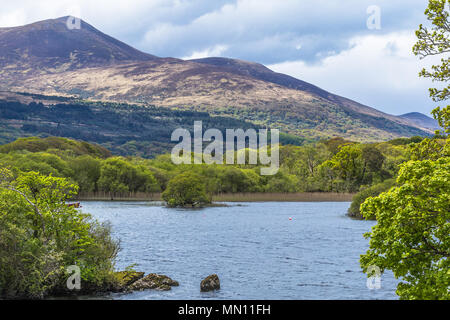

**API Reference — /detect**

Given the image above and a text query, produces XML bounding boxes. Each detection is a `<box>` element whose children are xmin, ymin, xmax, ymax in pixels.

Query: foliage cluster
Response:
<box><xmin>0</xmin><ymin>169</ymin><xmax>119</xmax><ymax>298</ymax></box>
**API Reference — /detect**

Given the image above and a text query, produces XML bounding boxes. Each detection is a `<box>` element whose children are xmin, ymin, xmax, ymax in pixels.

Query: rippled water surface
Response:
<box><xmin>81</xmin><ymin>201</ymin><xmax>398</xmax><ymax>300</ymax></box>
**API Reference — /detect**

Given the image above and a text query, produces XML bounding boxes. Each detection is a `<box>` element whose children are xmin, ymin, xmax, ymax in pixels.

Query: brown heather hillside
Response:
<box><xmin>0</xmin><ymin>17</ymin><xmax>432</xmax><ymax>142</ymax></box>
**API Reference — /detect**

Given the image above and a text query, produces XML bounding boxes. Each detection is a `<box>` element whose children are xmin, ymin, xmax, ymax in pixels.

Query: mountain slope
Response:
<box><xmin>190</xmin><ymin>57</ymin><xmax>421</xmax><ymax>127</ymax></box>
<box><xmin>0</xmin><ymin>17</ymin><xmax>432</xmax><ymax>143</ymax></box>
<box><xmin>0</xmin><ymin>17</ymin><xmax>155</xmax><ymax>84</ymax></box>
<box><xmin>399</xmin><ymin>112</ymin><xmax>440</xmax><ymax>131</ymax></box>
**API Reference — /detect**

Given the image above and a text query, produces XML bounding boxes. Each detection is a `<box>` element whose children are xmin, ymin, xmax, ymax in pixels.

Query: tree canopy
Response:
<box><xmin>162</xmin><ymin>172</ymin><xmax>211</xmax><ymax>207</ymax></box>
<box><xmin>413</xmin><ymin>0</ymin><xmax>450</xmax><ymax>135</ymax></box>
<box><xmin>360</xmin><ymin>158</ymin><xmax>449</xmax><ymax>299</ymax></box>
<box><xmin>359</xmin><ymin>0</ymin><xmax>450</xmax><ymax>300</ymax></box>
<box><xmin>0</xmin><ymin>168</ymin><xmax>119</xmax><ymax>298</ymax></box>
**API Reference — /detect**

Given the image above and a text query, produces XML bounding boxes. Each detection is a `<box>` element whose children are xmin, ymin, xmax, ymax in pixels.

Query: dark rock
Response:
<box><xmin>200</xmin><ymin>274</ymin><xmax>220</xmax><ymax>292</ymax></box>
<box><xmin>129</xmin><ymin>273</ymin><xmax>179</xmax><ymax>291</ymax></box>
<box><xmin>114</xmin><ymin>271</ymin><xmax>145</xmax><ymax>291</ymax></box>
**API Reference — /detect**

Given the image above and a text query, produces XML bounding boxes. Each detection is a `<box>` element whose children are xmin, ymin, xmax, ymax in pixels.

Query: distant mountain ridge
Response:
<box><xmin>399</xmin><ymin>112</ymin><xmax>440</xmax><ymax>131</ymax></box>
<box><xmin>0</xmin><ymin>17</ymin><xmax>433</xmax><ymax>143</ymax></box>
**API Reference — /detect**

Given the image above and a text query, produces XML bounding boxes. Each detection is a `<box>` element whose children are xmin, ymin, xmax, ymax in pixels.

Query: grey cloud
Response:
<box><xmin>134</xmin><ymin>0</ymin><xmax>428</xmax><ymax>64</ymax></box>
<box><xmin>0</xmin><ymin>0</ymin><xmax>429</xmax><ymax>64</ymax></box>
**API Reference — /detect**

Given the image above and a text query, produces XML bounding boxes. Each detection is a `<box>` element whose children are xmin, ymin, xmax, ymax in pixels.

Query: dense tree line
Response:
<box><xmin>0</xmin><ymin>98</ymin><xmax>265</xmax><ymax>157</ymax></box>
<box><xmin>0</xmin><ymin>135</ymin><xmax>423</xmax><ymax>201</ymax></box>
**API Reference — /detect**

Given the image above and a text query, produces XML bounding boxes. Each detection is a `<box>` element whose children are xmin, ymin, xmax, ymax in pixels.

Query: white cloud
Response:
<box><xmin>269</xmin><ymin>31</ymin><xmax>442</xmax><ymax>115</ymax></box>
<box><xmin>0</xmin><ymin>10</ymin><xmax>28</xmax><ymax>27</ymax></box>
<box><xmin>0</xmin><ymin>0</ymin><xmax>428</xmax><ymax>63</ymax></box>
<box><xmin>136</xmin><ymin>0</ymin><xmax>428</xmax><ymax>63</ymax></box>
<box><xmin>182</xmin><ymin>44</ymin><xmax>229</xmax><ymax>60</ymax></box>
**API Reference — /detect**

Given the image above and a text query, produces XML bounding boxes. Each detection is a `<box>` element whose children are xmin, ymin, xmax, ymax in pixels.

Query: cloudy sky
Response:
<box><xmin>0</xmin><ymin>0</ymin><xmax>444</xmax><ymax>116</ymax></box>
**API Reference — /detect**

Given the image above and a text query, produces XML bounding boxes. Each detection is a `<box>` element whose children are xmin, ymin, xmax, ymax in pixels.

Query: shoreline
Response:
<box><xmin>73</xmin><ymin>192</ymin><xmax>355</xmax><ymax>202</ymax></box>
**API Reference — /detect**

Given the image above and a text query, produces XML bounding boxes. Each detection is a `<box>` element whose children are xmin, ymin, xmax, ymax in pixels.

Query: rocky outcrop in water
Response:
<box><xmin>200</xmin><ymin>274</ymin><xmax>220</xmax><ymax>292</ymax></box>
<box><xmin>129</xmin><ymin>273</ymin><xmax>179</xmax><ymax>291</ymax></box>
<box><xmin>114</xmin><ymin>271</ymin><xmax>145</xmax><ymax>289</ymax></box>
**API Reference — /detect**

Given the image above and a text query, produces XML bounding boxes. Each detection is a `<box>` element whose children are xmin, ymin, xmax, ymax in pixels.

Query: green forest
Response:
<box><xmin>0</xmin><ymin>96</ymin><xmax>305</xmax><ymax>157</ymax></box>
<box><xmin>0</xmin><ymin>134</ymin><xmax>442</xmax><ymax>212</ymax></box>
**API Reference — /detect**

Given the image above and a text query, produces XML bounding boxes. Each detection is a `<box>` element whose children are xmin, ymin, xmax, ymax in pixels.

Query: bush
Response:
<box><xmin>162</xmin><ymin>172</ymin><xmax>211</xmax><ymax>207</ymax></box>
<box><xmin>0</xmin><ymin>168</ymin><xmax>119</xmax><ymax>298</ymax></box>
<box><xmin>98</xmin><ymin>157</ymin><xmax>160</xmax><ymax>198</ymax></box>
<box><xmin>347</xmin><ymin>179</ymin><xmax>395</xmax><ymax>219</ymax></box>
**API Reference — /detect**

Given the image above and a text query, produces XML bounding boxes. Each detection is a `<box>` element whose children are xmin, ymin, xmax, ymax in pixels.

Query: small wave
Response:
<box><xmin>297</xmin><ymin>283</ymin><xmax>333</xmax><ymax>288</ymax></box>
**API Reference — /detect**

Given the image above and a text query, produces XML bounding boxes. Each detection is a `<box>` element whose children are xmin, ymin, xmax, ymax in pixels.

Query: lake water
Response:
<box><xmin>80</xmin><ymin>201</ymin><xmax>398</xmax><ymax>300</ymax></box>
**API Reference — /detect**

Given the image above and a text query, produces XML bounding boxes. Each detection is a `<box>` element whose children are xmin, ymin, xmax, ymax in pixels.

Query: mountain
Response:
<box><xmin>0</xmin><ymin>17</ymin><xmax>154</xmax><ymax>82</ymax></box>
<box><xmin>0</xmin><ymin>17</ymin><xmax>433</xmax><ymax>144</ymax></box>
<box><xmin>399</xmin><ymin>112</ymin><xmax>440</xmax><ymax>131</ymax></box>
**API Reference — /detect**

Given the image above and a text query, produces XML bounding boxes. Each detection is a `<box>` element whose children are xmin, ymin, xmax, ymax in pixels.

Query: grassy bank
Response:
<box><xmin>74</xmin><ymin>192</ymin><xmax>355</xmax><ymax>202</ymax></box>
<box><xmin>74</xmin><ymin>191</ymin><xmax>161</xmax><ymax>201</ymax></box>
<box><xmin>213</xmin><ymin>192</ymin><xmax>354</xmax><ymax>202</ymax></box>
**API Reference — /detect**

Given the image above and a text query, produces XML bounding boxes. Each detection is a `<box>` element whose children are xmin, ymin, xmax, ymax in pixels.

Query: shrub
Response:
<box><xmin>348</xmin><ymin>179</ymin><xmax>395</xmax><ymax>219</ymax></box>
<box><xmin>162</xmin><ymin>172</ymin><xmax>210</xmax><ymax>207</ymax></box>
<box><xmin>0</xmin><ymin>168</ymin><xmax>119</xmax><ymax>298</ymax></box>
